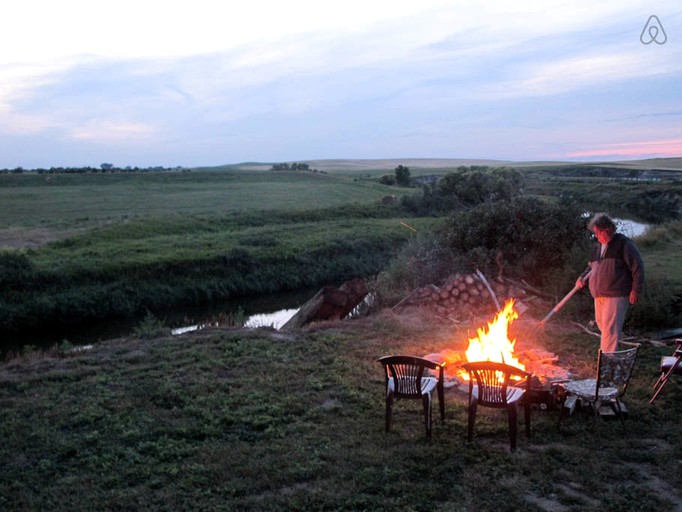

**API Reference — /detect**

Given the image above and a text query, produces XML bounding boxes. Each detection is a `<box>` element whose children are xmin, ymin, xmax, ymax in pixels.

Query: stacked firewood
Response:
<box><xmin>396</xmin><ymin>272</ymin><xmax>531</xmax><ymax>318</ymax></box>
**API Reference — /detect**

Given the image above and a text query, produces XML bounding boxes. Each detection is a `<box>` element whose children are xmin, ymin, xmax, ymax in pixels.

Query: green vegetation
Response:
<box><xmin>1</xmin><ymin>160</ymin><xmax>682</xmax><ymax>509</ymax></box>
<box><xmin>1</xmin><ymin>162</ymin><xmax>681</xmax><ymax>341</ymax></box>
<box><xmin>1</xmin><ymin>313</ymin><xmax>680</xmax><ymax>510</ymax></box>
<box><xmin>0</xmin><ymin>169</ymin><xmax>436</xmax><ymax>337</ymax></box>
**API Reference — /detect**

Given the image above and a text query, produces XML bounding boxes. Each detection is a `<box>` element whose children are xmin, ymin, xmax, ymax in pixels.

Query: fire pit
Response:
<box><xmin>425</xmin><ymin>299</ymin><xmax>571</xmax><ymax>409</ymax></box>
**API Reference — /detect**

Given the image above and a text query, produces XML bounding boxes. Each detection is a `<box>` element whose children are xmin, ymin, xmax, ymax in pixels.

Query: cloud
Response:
<box><xmin>1</xmin><ymin>1</ymin><xmax>681</xmax><ymax>167</ymax></box>
<box><xmin>69</xmin><ymin>120</ymin><xmax>155</xmax><ymax>142</ymax></box>
<box><xmin>565</xmin><ymin>138</ymin><xmax>682</xmax><ymax>159</ymax></box>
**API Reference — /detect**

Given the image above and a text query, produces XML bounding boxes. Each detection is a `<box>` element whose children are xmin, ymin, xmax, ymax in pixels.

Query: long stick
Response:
<box><xmin>475</xmin><ymin>269</ymin><xmax>501</xmax><ymax>311</ymax></box>
<box><xmin>540</xmin><ymin>270</ymin><xmax>591</xmax><ymax>325</ymax></box>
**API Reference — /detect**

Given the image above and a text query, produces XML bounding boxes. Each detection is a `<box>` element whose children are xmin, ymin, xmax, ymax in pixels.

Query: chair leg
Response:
<box><xmin>437</xmin><ymin>381</ymin><xmax>445</xmax><ymax>422</ymax></box>
<box><xmin>613</xmin><ymin>399</ymin><xmax>628</xmax><ymax>436</ymax></box>
<box><xmin>467</xmin><ymin>399</ymin><xmax>478</xmax><ymax>442</ymax></box>
<box><xmin>650</xmin><ymin>377</ymin><xmax>667</xmax><ymax>404</ymax></box>
<box><xmin>422</xmin><ymin>394</ymin><xmax>432</xmax><ymax>439</ymax></box>
<box><xmin>524</xmin><ymin>401</ymin><xmax>531</xmax><ymax>438</ymax></box>
<box><xmin>558</xmin><ymin>400</ymin><xmax>566</xmax><ymax>429</ymax></box>
<box><xmin>385</xmin><ymin>390</ymin><xmax>394</xmax><ymax>433</ymax></box>
<box><xmin>649</xmin><ymin>359</ymin><xmax>681</xmax><ymax>404</ymax></box>
<box><xmin>508</xmin><ymin>404</ymin><xmax>518</xmax><ymax>452</ymax></box>
<box><xmin>590</xmin><ymin>400</ymin><xmax>600</xmax><ymax>430</ymax></box>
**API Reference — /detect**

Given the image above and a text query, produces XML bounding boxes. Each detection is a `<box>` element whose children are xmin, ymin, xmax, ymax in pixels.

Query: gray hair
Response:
<box><xmin>587</xmin><ymin>212</ymin><xmax>616</xmax><ymax>232</ymax></box>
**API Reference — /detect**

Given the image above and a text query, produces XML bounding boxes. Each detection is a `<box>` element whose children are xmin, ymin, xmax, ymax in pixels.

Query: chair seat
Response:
<box><xmin>563</xmin><ymin>378</ymin><xmax>619</xmax><ymax>401</ymax></box>
<box><xmin>388</xmin><ymin>376</ymin><xmax>438</xmax><ymax>396</ymax></box>
<box><xmin>661</xmin><ymin>356</ymin><xmax>682</xmax><ymax>373</ymax></box>
<box><xmin>472</xmin><ymin>385</ymin><xmax>525</xmax><ymax>404</ymax></box>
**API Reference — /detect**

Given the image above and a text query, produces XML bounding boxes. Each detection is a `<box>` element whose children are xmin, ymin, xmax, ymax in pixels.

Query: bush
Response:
<box><xmin>133</xmin><ymin>311</ymin><xmax>171</xmax><ymax>339</ymax></box>
<box><xmin>0</xmin><ymin>251</ymin><xmax>35</xmax><ymax>290</ymax></box>
<box><xmin>375</xmin><ymin>230</ymin><xmax>457</xmax><ymax>301</ymax></box>
<box><xmin>402</xmin><ymin>167</ymin><xmax>524</xmax><ymax>215</ymax></box>
<box><xmin>444</xmin><ymin>197</ymin><xmax>589</xmax><ymax>287</ymax></box>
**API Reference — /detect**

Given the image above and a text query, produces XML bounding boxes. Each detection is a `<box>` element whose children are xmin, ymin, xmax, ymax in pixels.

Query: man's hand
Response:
<box><xmin>630</xmin><ymin>290</ymin><xmax>639</xmax><ymax>304</ymax></box>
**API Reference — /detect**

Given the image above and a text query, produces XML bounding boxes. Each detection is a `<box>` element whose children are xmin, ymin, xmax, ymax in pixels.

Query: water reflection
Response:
<box><xmin>171</xmin><ymin>307</ymin><xmax>299</xmax><ymax>335</ymax></box>
<box><xmin>617</xmin><ymin>218</ymin><xmax>648</xmax><ymax>238</ymax></box>
<box><xmin>244</xmin><ymin>308</ymin><xmax>298</xmax><ymax>329</ymax></box>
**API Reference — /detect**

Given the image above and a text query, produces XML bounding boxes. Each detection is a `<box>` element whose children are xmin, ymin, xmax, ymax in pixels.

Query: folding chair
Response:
<box><xmin>558</xmin><ymin>346</ymin><xmax>639</xmax><ymax>433</ymax></box>
<box><xmin>650</xmin><ymin>339</ymin><xmax>682</xmax><ymax>404</ymax></box>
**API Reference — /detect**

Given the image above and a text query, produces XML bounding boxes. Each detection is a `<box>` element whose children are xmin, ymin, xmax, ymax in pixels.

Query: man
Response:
<box><xmin>576</xmin><ymin>213</ymin><xmax>645</xmax><ymax>352</ymax></box>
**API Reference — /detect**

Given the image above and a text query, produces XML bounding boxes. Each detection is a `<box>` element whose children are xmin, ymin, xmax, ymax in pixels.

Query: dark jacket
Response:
<box><xmin>587</xmin><ymin>233</ymin><xmax>644</xmax><ymax>298</ymax></box>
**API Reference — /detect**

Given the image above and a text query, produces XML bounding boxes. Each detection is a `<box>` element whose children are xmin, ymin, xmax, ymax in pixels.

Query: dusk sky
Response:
<box><xmin>1</xmin><ymin>0</ymin><xmax>680</xmax><ymax>169</ymax></box>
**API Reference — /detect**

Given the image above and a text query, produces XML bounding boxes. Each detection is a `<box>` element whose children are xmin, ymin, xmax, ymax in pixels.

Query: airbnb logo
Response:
<box><xmin>640</xmin><ymin>15</ymin><xmax>667</xmax><ymax>45</ymax></box>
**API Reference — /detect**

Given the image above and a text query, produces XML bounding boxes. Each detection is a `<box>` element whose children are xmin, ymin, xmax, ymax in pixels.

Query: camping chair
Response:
<box><xmin>378</xmin><ymin>355</ymin><xmax>445</xmax><ymax>439</ymax></box>
<box><xmin>650</xmin><ymin>339</ymin><xmax>682</xmax><ymax>404</ymax></box>
<box><xmin>558</xmin><ymin>346</ymin><xmax>639</xmax><ymax>432</ymax></box>
<box><xmin>460</xmin><ymin>361</ymin><xmax>532</xmax><ymax>452</ymax></box>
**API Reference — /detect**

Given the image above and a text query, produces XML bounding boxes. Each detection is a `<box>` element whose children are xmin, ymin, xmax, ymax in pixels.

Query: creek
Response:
<box><xmin>1</xmin><ymin>287</ymin><xmax>317</xmax><ymax>356</ymax></box>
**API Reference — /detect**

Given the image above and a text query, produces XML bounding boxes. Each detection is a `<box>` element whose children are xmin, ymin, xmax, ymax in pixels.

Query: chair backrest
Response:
<box><xmin>595</xmin><ymin>346</ymin><xmax>639</xmax><ymax>398</ymax></box>
<box><xmin>378</xmin><ymin>356</ymin><xmax>444</xmax><ymax>398</ymax></box>
<box><xmin>461</xmin><ymin>361</ymin><xmax>531</xmax><ymax>408</ymax></box>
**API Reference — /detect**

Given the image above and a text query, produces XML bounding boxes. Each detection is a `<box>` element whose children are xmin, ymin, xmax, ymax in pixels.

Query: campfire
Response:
<box><xmin>463</xmin><ymin>299</ymin><xmax>524</xmax><ymax>377</ymax></box>
<box><xmin>425</xmin><ymin>298</ymin><xmax>571</xmax><ymax>398</ymax></box>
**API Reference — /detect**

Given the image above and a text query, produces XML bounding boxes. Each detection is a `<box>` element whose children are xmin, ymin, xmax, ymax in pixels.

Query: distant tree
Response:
<box><xmin>395</xmin><ymin>165</ymin><xmax>411</xmax><ymax>187</ymax></box>
<box><xmin>100</xmin><ymin>163</ymin><xmax>114</xmax><ymax>171</ymax></box>
<box><xmin>379</xmin><ymin>175</ymin><xmax>396</xmax><ymax>185</ymax></box>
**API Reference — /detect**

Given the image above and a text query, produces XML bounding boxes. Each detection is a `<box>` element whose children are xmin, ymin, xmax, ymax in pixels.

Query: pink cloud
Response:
<box><xmin>565</xmin><ymin>138</ymin><xmax>682</xmax><ymax>159</ymax></box>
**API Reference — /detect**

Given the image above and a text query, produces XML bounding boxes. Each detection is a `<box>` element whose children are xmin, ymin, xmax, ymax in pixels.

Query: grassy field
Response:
<box><xmin>1</xmin><ymin>310</ymin><xmax>680</xmax><ymax>511</ymax></box>
<box><xmin>1</xmin><ymin>161</ymin><xmax>680</xmax><ymax>341</ymax></box>
<box><xmin>0</xmin><ymin>170</ymin><xmax>405</xmax><ymax>231</ymax></box>
<box><xmin>0</xmin><ymin>169</ymin><xmax>436</xmax><ymax>339</ymax></box>
<box><xmin>1</xmin><ymin>160</ymin><xmax>681</xmax><ymax>509</ymax></box>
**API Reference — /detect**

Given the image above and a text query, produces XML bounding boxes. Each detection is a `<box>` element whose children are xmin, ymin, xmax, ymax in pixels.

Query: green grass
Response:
<box><xmin>1</xmin><ymin>313</ymin><xmax>680</xmax><ymax>511</ymax></box>
<box><xmin>0</xmin><ymin>170</ymin><xmax>435</xmax><ymax>335</ymax></box>
<box><xmin>1</xmin><ymin>165</ymin><xmax>680</xmax><ymax>341</ymax></box>
<box><xmin>0</xmin><ymin>170</ymin><xmax>407</xmax><ymax>230</ymax></box>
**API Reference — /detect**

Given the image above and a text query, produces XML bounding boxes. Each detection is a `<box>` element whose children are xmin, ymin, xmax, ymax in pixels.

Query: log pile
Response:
<box><xmin>395</xmin><ymin>272</ymin><xmax>533</xmax><ymax>319</ymax></box>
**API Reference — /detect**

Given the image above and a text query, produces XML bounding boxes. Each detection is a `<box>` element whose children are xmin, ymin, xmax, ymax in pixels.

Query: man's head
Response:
<box><xmin>588</xmin><ymin>213</ymin><xmax>616</xmax><ymax>244</ymax></box>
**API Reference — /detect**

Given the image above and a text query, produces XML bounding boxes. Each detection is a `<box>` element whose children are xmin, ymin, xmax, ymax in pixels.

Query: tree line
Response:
<box><xmin>1</xmin><ymin>164</ymin><xmax>184</xmax><ymax>174</ymax></box>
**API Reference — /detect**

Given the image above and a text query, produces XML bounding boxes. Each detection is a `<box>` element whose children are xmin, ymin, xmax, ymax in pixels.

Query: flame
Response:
<box><xmin>463</xmin><ymin>298</ymin><xmax>525</xmax><ymax>373</ymax></box>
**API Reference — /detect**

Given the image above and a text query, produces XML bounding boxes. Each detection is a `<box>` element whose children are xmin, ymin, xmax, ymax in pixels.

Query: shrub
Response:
<box><xmin>0</xmin><ymin>251</ymin><xmax>35</xmax><ymax>290</ymax></box>
<box><xmin>375</xmin><ymin>230</ymin><xmax>457</xmax><ymax>301</ymax></box>
<box><xmin>402</xmin><ymin>167</ymin><xmax>524</xmax><ymax>215</ymax></box>
<box><xmin>133</xmin><ymin>311</ymin><xmax>171</xmax><ymax>339</ymax></box>
<box><xmin>444</xmin><ymin>196</ymin><xmax>589</xmax><ymax>287</ymax></box>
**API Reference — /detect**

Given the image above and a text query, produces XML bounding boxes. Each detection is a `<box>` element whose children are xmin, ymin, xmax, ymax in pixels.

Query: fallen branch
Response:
<box><xmin>391</xmin><ymin>287</ymin><xmax>421</xmax><ymax>311</ymax></box>
<box><xmin>570</xmin><ymin>321</ymin><xmax>600</xmax><ymax>338</ymax></box>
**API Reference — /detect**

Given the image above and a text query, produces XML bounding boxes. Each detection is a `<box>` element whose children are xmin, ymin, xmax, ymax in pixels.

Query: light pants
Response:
<box><xmin>594</xmin><ymin>296</ymin><xmax>630</xmax><ymax>352</ymax></box>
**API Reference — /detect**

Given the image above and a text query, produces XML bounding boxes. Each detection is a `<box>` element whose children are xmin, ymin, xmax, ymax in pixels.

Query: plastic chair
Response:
<box><xmin>650</xmin><ymin>339</ymin><xmax>682</xmax><ymax>404</ymax></box>
<box><xmin>460</xmin><ymin>361</ymin><xmax>532</xmax><ymax>451</ymax></box>
<box><xmin>558</xmin><ymin>346</ymin><xmax>639</xmax><ymax>432</ymax></box>
<box><xmin>378</xmin><ymin>355</ymin><xmax>445</xmax><ymax>439</ymax></box>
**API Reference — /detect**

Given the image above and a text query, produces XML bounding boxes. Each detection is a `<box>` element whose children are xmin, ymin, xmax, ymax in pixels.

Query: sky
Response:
<box><xmin>0</xmin><ymin>0</ymin><xmax>680</xmax><ymax>169</ymax></box>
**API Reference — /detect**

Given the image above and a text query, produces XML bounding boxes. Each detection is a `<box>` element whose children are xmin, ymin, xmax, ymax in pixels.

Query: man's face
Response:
<box><xmin>593</xmin><ymin>226</ymin><xmax>612</xmax><ymax>244</ymax></box>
